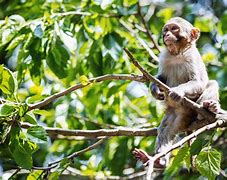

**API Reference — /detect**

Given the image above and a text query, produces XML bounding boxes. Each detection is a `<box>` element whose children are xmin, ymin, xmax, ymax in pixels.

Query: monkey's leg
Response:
<box><xmin>155</xmin><ymin>113</ymin><xmax>178</xmax><ymax>167</ymax></box>
<box><xmin>196</xmin><ymin>80</ymin><xmax>220</xmax><ymax>113</ymax></box>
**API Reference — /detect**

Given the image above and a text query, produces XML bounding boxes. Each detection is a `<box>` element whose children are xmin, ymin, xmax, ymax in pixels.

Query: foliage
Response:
<box><xmin>0</xmin><ymin>0</ymin><xmax>227</xmax><ymax>179</ymax></box>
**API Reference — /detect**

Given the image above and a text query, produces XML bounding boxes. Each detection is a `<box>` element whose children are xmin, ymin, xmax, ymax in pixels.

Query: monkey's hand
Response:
<box><xmin>169</xmin><ymin>87</ymin><xmax>185</xmax><ymax>101</ymax></box>
<box><xmin>203</xmin><ymin>100</ymin><xmax>220</xmax><ymax>113</ymax></box>
<box><xmin>150</xmin><ymin>83</ymin><xmax>165</xmax><ymax>100</ymax></box>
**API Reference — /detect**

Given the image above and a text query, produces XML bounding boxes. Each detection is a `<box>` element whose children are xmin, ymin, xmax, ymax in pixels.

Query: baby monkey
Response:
<box><xmin>133</xmin><ymin>17</ymin><xmax>220</xmax><ymax>168</ymax></box>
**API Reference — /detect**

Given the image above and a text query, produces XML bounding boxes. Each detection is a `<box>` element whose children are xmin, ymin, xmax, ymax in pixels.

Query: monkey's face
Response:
<box><xmin>162</xmin><ymin>23</ymin><xmax>181</xmax><ymax>46</ymax></box>
<box><xmin>162</xmin><ymin>17</ymin><xmax>200</xmax><ymax>53</ymax></box>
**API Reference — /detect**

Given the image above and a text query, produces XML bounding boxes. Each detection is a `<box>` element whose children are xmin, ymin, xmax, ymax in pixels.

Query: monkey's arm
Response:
<box><xmin>170</xmin><ymin>79</ymin><xmax>207</xmax><ymax>100</ymax></box>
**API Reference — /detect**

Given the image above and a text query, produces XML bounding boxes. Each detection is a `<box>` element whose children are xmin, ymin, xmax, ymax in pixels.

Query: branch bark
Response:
<box><xmin>49</xmin><ymin>137</ymin><xmax>107</xmax><ymax>166</ymax></box>
<box><xmin>33</xmin><ymin>137</ymin><xmax>107</xmax><ymax>171</ymax></box>
<box><xmin>21</xmin><ymin>122</ymin><xmax>157</xmax><ymax>137</ymax></box>
<box><xmin>28</xmin><ymin>74</ymin><xmax>146</xmax><ymax>110</ymax></box>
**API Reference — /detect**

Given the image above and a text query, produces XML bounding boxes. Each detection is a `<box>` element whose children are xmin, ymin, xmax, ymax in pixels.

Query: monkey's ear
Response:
<box><xmin>191</xmin><ymin>28</ymin><xmax>200</xmax><ymax>41</ymax></box>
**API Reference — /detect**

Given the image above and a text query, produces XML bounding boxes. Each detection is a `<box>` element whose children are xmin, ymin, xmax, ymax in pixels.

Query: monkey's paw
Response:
<box><xmin>150</xmin><ymin>83</ymin><xmax>165</xmax><ymax>100</ymax></box>
<box><xmin>169</xmin><ymin>88</ymin><xmax>184</xmax><ymax>101</ymax></box>
<box><xmin>203</xmin><ymin>100</ymin><xmax>220</xmax><ymax>113</ymax></box>
<box><xmin>132</xmin><ymin>148</ymin><xmax>150</xmax><ymax>166</ymax></box>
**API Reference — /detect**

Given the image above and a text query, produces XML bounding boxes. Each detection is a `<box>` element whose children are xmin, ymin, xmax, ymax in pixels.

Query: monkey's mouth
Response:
<box><xmin>164</xmin><ymin>37</ymin><xmax>173</xmax><ymax>42</ymax></box>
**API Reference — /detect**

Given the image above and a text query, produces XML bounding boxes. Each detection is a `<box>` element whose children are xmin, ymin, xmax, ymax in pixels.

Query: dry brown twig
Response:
<box><xmin>137</xmin><ymin>4</ymin><xmax>161</xmax><ymax>53</ymax></box>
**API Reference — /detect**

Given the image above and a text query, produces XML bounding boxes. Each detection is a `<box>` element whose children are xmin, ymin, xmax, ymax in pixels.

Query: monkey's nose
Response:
<box><xmin>165</xmin><ymin>32</ymin><xmax>171</xmax><ymax>37</ymax></box>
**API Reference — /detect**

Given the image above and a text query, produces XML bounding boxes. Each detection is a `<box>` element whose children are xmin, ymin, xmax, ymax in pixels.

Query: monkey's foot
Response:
<box><xmin>154</xmin><ymin>158</ymin><xmax>166</xmax><ymax>169</ymax></box>
<box><xmin>132</xmin><ymin>148</ymin><xmax>166</xmax><ymax>169</ymax></box>
<box><xmin>203</xmin><ymin>100</ymin><xmax>220</xmax><ymax>113</ymax></box>
<box><xmin>132</xmin><ymin>148</ymin><xmax>150</xmax><ymax>166</ymax></box>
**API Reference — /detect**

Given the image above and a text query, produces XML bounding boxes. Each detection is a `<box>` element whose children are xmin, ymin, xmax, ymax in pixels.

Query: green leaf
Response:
<box><xmin>164</xmin><ymin>146</ymin><xmax>189</xmax><ymax>177</ymax></box>
<box><xmin>23</xmin><ymin>112</ymin><xmax>37</xmax><ymax>124</ymax></box>
<box><xmin>46</xmin><ymin>39</ymin><xmax>69</xmax><ymax>79</ymax></box>
<box><xmin>0</xmin><ymin>66</ymin><xmax>17</xmax><ymax>95</ymax></box>
<box><xmin>103</xmin><ymin>33</ymin><xmax>122</xmax><ymax>60</ymax></box>
<box><xmin>27</xmin><ymin>126</ymin><xmax>47</xmax><ymax>143</ymax></box>
<box><xmin>0</xmin><ymin>103</ymin><xmax>15</xmax><ymax>117</ymax></box>
<box><xmin>28</xmin><ymin>38</ymin><xmax>43</xmax><ymax>85</ymax></box>
<box><xmin>26</xmin><ymin>94</ymin><xmax>47</xmax><ymax>104</ymax></box>
<box><xmin>190</xmin><ymin>138</ymin><xmax>205</xmax><ymax>155</ymax></box>
<box><xmin>196</xmin><ymin>148</ymin><xmax>221</xmax><ymax>180</ymax></box>
<box><xmin>13</xmin><ymin>144</ymin><xmax>33</xmax><ymax>170</ymax></box>
<box><xmin>194</xmin><ymin>17</ymin><xmax>214</xmax><ymax>32</ymax></box>
<box><xmin>18</xmin><ymin>103</ymin><xmax>28</xmax><ymax>117</ymax></box>
<box><xmin>79</xmin><ymin>75</ymin><xmax>90</xmax><ymax>86</ymax></box>
<box><xmin>6</xmin><ymin>34</ymin><xmax>26</xmax><ymax>51</ymax></box>
<box><xmin>27</xmin><ymin>170</ymin><xmax>43</xmax><ymax>180</ymax></box>
<box><xmin>110</xmin><ymin>138</ymin><xmax>128</xmax><ymax>175</ymax></box>
<box><xmin>49</xmin><ymin>171</ymin><xmax>60</xmax><ymax>180</ymax></box>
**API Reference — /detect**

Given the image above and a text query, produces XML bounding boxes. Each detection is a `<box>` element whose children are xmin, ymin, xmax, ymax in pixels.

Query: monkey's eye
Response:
<box><xmin>171</xmin><ymin>25</ymin><xmax>179</xmax><ymax>31</ymax></box>
<box><xmin>163</xmin><ymin>27</ymin><xmax>168</xmax><ymax>32</ymax></box>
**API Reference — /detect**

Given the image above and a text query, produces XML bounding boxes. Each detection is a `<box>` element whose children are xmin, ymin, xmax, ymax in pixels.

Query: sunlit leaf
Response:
<box><xmin>27</xmin><ymin>170</ymin><xmax>43</xmax><ymax>180</ymax></box>
<box><xmin>0</xmin><ymin>66</ymin><xmax>17</xmax><ymax>96</ymax></box>
<box><xmin>196</xmin><ymin>148</ymin><xmax>221</xmax><ymax>180</ymax></box>
<box><xmin>0</xmin><ymin>104</ymin><xmax>15</xmax><ymax>117</ymax></box>
<box><xmin>23</xmin><ymin>112</ymin><xmax>37</xmax><ymax>124</ymax></box>
<box><xmin>59</xmin><ymin>30</ymin><xmax>77</xmax><ymax>52</ymax></box>
<box><xmin>79</xmin><ymin>75</ymin><xmax>90</xmax><ymax>86</ymax></box>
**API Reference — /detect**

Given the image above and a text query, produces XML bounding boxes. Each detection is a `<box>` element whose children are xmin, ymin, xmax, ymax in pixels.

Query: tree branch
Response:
<box><xmin>28</xmin><ymin>74</ymin><xmax>147</xmax><ymax>110</ymax></box>
<box><xmin>146</xmin><ymin>118</ymin><xmax>227</xmax><ymax>179</ymax></box>
<box><xmin>123</xmin><ymin>48</ymin><xmax>216</xmax><ymax>122</ymax></box>
<box><xmin>137</xmin><ymin>4</ymin><xmax>161</xmax><ymax>53</ymax></box>
<box><xmin>49</xmin><ymin>137</ymin><xmax>107</xmax><ymax>166</ymax></box>
<box><xmin>20</xmin><ymin>122</ymin><xmax>157</xmax><ymax>137</ymax></box>
<box><xmin>32</xmin><ymin>137</ymin><xmax>106</xmax><ymax>171</ymax></box>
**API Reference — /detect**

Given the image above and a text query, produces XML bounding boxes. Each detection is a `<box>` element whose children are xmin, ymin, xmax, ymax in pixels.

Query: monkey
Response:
<box><xmin>133</xmin><ymin>17</ymin><xmax>220</xmax><ymax>168</ymax></box>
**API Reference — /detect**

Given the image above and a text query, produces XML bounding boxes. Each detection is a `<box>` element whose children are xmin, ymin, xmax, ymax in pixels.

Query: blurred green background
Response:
<box><xmin>0</xmin><ymin>0</ymin><xmax>227</xmax><ymax>179</ymax></box>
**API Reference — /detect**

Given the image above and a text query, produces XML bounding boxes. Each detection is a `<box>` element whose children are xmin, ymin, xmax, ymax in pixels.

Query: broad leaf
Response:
<box><xmin>27</xmin><ymin>126</ymin><xmax>47</xmax><ymax>143</ymax></box>
<box><xmin>0</xmin><ymin>66</ymin><xmax>17</xmax><ymax>96</ymax></box>
<box><xmin>0</xmin><ymin>103</ymin><xmax>15</xmax><ymax>117</ymax></box>
<box><xmin>196</xmin><ymin>148</ymin><xmax>221</xmax><ymax>180</ymax></box>
<box><xmin>13</xmin><ymin>144</ymin><xmax>33</xmax><ymax>170</ymax></box>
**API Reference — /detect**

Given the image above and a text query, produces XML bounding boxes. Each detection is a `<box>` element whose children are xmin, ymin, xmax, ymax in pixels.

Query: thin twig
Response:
<box><xmin>137</xmin><ymin>4</ymin><xmax>161</xmax><ymax>53</ymax></box>
<box><xmin>49</xmin><ymin>137</ymin><xmax>107</xmax><ymax>166</ymax></box>
<box><xmin>28</xmin><ymin>74</ymin><xmax>147</xmax><ymax>110</ymax></box>
<box><xmin>8</xmin><ymin>168</ymin><xmax>21</xmax><ymax>179</ymax></box>
<box><xmin>120</xmin><ymin>19</ymin><xmax>159</xmax><ymax>62</ymax></box>
<box><xmin>32</xmin><ymin>138</ymin><xmax>106</xmax><ymax>171</ymax></box>
<box><xmin>146</xmin><ymin>119</ymin><xmax>227</xmax><ymax>179</ymax></box>
<box><xmin>20</xmin><ymin>122</ymin><xmax>157</xmax><ymax>137</ymax></box>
